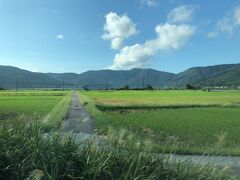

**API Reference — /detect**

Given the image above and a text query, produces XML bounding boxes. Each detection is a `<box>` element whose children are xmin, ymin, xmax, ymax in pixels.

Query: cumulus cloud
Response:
<box><xmin>140</xmin><ymin>0</ymin><xmax>158</xmax><ymax>7</ymax></box>
<box><xmin>217</xmin><ymin>6</ymin><xmax>240</xmax><ymax>34</ymax></box>
<box><xmin>167</xmin><ymin>5</ymin><xmax>195</xmax><ymax>23</ymax></box>
<box><xmin>56</xmin><ymin>34</ymin><xmax>64</xmax><ymax>40</ymax></box>
<box><xmin>109</xmin><ymin>23</ymin><xmax>195</xmax><ymax>70</ymax></box>
<box><xmin>102</xmin><ymin>12</ymin><xmax>138</xmax><ymax>50</ymax></box>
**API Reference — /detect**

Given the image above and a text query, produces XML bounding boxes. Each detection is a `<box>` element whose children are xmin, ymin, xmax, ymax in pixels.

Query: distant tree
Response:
<box><xmin>83</xmin><ymin>85</ymin><xmax>89</xmax><ymax>91</ymax></box>
<box><xmin>0</xmin><ymin>87</ymin><xmax>5</xmax><ymax>91</ymax></box>
<box><xmin>142</xmin><ymin>77</ymin><xmax>145</xmax><ymax>90</ymax></box>
<box><xmin>145</xmin><ymin>84</ymin><xmax>154</xmax><ymax>90</ymax></box>
<box><xmin>122</xmin><ymin>85</ymin><xmax>130</xmax><ymax>90</ymax></box>
<box><xmin>186</xmin><ymin>84</ymin><xmax>195</xmax><ymax>90</ymax></box>
<box><xmin>202</xmin><ymin>88</ymin><xmax>211</xmax><ymax>92</ymax></box>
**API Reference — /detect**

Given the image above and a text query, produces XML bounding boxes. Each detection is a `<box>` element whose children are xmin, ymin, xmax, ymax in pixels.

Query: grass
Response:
<box><xmin>80</xmin><ymin>90</ymin><xmax>240</xmax><ymax>106</ymax></box>
<box><xmin>0</xmin><ymin>90</ymin><xmax>71</xmax><ymax>129</ymax></box>
<box><xmin>101</xmin><ymin>108</ymin><xmax>240</xmax><ymax>155</ymax></box>
<box><xmin>79</xmin><ymin>90</ymin><xmax>240</xmax><ymax>155</ymax></box>
<box><xmin>0</xmin><ymin>117</ymin><xmax>235</xmax><ymax>179</ymax></box>
<box><xmin>0</xmin><ymin>91</ymin><xmax>64</xmax><ymax>118</ymax></box>
<box><xmin>41</xmin><ymin>92</ymin><xmax>71</xmax><ymax>130</ymax></box>
<box><xmin>0</xmin><ymin>90</ymin><xmax>238</xmax><ymax>178</ymax></box>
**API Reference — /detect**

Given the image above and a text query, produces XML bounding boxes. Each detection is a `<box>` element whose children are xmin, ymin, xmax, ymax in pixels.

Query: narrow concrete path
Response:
<box><xmin>165</xmin><ymin>154</ymin><xmax>240</xmax><ymax>175</ymax></box>
<box><xmin>62</xmin><ymin>91</ymin><xmax>96</xmax><ymax>134</ymax></box>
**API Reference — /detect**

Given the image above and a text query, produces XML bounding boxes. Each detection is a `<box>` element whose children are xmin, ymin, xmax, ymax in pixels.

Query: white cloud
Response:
<box><xmin>56</xmin><ymin>34</ymin><xmax>64</xmax><ymax>40</ymax></box>
<box><xmin>234</xmin><ymin>7</ymin><xmax>240</xmax><ymax>25</ymax></box>
<box><xmin>167</xmin><ymin>5</ymin><xmax>195</xmax><ymax>23</ymax></box>
<box><xmin>140</xmin><ymin>0</ymin><xmax>158</xmax><ymax>7</ymax></box>
<box><xmin>31</xmin><ymin>69</ymin><xmax>39</xmax><ymax>72</ymax></box>
<box><xmin>217</xmin><ymin>16</ymin><xmax>235</xmax><ymax>33</ymax></box>
<box><xmin>207</xmin><ymin>32</ymin><xmax>218</xmax><ymax>38</ymax></box>
<box><xmin>109</xmin><ymin>23</ymin><xmax>195</xmax><ymax>70</ymax></box>
<box><xmin>102</xmin><ymin>12</ymin><xmax>138</xmax><ymax>50</ymax></box>
<box><xmin>217</xmin><ymin>6</ymin><xmax>240</xmax><ymax>34</ymax></box>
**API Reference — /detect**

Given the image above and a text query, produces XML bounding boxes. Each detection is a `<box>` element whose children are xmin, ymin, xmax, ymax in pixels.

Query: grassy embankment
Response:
<box><xmin>79</xmin><ymin>90</ymin><xmax>240</xmax><ymax>155</ymax></box>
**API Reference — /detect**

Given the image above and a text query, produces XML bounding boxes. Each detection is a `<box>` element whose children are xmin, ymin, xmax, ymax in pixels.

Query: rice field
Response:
<box><xmin>81</xmin><ymin>90</ymin><xmax>240</xmax><ymax>106</ymax></box>
<box><xmin>0</xmin><ymin>90</ymin><xmax>71</xmax><ymax>129</ymax></box>
<box><xmin>0</xmin><ymin>90</ymin><xmax>236</xmax><ymax>178</ymax></box>
<box><xmin>79</xmin><ymin>90</ymin><xmax>240</xmax><ymax>155</ymax></box>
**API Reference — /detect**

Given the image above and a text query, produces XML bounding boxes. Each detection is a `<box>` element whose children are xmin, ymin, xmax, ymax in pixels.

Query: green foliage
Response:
<box><xmin>145</xmin><ymin>84</ymin><xmax>154</xmax><ymax>90</ymax></box>
<box><xmin>80</xmin><ymin>90</ymin><xmax>240</xmax><ymax>106</ymax></box>
<box><xmin>122</xmin><ymin>85</ymin><xmax>130</xmax><ymax>90</ymax></box>
<box><xmin>0</xmin><ymin>90</ymin><xmax>237</xmax><ymax>178</ymax></box>
<box><xmin>41</xmin><ymin>92</ymin><xmax>71</xmax><ymax>130</ymax></box>
<box><xmin>186</xmin><ymin>83</ymin><xmax>198</xmax><ymax>90</ymax></box>
<box><xmin>83</xmin><ymin>85</ymin><xmax>90</xmax><ymax>91</ymax></box>
<box><xmin>0</xmin><ymin>91</ymin><xmax>71</xmax><ymax>130</ymax></box>
<box><xmin>0</xmin><ymin>118</ymin><xmax>234</xmax><ymax>179</ymax></box>
<box><xmin>79</xmin><ymin>90</ymin><xmax>240</xmax><ymax>155</ymax></box>
<box><xmin>103</xmin><ymin>108</ymin><xmax>240</xmax><ymax>155</ymax></box>
<box><xmin>0</xmin><ymin>91</ymin><xmax>66</xmax><ymax>119</ymax></box>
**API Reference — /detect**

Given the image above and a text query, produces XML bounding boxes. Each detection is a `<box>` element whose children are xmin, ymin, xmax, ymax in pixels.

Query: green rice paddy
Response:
<box><xmin>80</xmin><ymin>90</ymin><xmax>240</xmax><ymax>155</ymax></box>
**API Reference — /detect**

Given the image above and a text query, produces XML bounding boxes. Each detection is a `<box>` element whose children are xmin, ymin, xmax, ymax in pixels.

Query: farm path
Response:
<box><xmin>164</xmin><ymin>154</ymin><xmax>240</xmax><ymax>175</ymax></box>
<box><xmin>62</xmin><ymin>91</ymin><xmax>96</xmax><ymax>134</ymax></box>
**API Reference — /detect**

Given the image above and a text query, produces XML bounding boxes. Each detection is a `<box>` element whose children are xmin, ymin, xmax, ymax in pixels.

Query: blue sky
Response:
<box><xmin>0</xmin><ymin>0</ymin><xmax>239</xmax><ymax>73</ymax></box>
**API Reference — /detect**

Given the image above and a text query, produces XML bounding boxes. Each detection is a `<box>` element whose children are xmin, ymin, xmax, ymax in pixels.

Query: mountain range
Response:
<box><xmin>0</xmin><ymin>63</ymin><xmax>240</xmax><ymax>89</ymax></box>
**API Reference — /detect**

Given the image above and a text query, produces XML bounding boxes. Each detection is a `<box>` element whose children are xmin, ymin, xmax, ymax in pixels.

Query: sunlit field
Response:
<box><xmin>0</xmin><ymin>91</ymin><xmax>71</xmax><ymax>129</ymax></box>
<box><xmin>81</xmin><ymin>90</ymin><xmax>240</xmax><ymax>107</ymax></box>
<box><xmin>1</xmin><ymin>0</ymin><xmax>239</xmax><ymax>178</ymax></box>
<box><xmin>1</xmin><ymin>90</ymin><xmax>232</xmax><ymax>179</ymax></box>
<box><xmin>80</xmin><ymin>90</ymin><xmax>240</xmax><ymax>155</ymax></box>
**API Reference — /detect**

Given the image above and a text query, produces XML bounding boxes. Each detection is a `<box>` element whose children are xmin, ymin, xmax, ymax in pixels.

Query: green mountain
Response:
<box><xmin>197</xmin><ymin>64</ymin><xmax>240</xmax><ymax>86</ymax></box>
<box><xmin>48</xmin><ymin>69</ymin><xmax>176</xmax><ymax>89</ymax></box>
<box><xmin>1</xmin><ymin>63</ymin><xmax>240</xmax><ymax>89</ymax></box>
<box><xmin>47</xmin><ymin>73</ymin><xmax>80</xmax><ymax>85</ymax></box>
<box><xmin>0</xmin><ymin>66</ymin><xmax>64</xmax><ymax>89</ymax></box>
<box><xmin>172</xmin><ymin>64</ymin><xmax>240</xmax><ymax>87</ymax></box>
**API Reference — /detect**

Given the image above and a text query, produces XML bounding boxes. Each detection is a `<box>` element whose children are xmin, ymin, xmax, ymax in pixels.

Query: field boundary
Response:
<box><xmin>96</xmin><ymin>103</ymin><xmax>240</xmax><ymax>111</ymax></box>
<box><xmin>41</xmin><ymin>92</ymin><xmax>71</xmax><ymax>130</ymax></box>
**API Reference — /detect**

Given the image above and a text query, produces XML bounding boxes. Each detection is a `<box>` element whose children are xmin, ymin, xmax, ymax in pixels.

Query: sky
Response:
<box><xmin>0</xmin><ymin>0</ymin><xmax>239</xmax><ymax>73</ymax></box>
